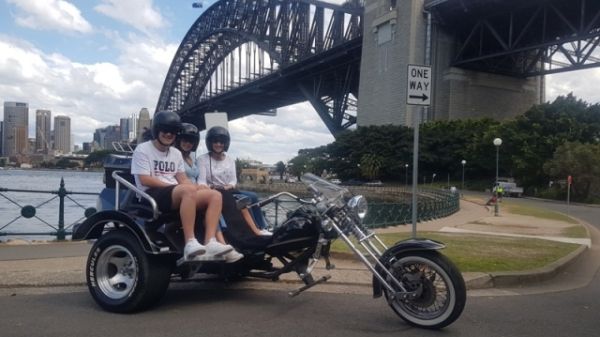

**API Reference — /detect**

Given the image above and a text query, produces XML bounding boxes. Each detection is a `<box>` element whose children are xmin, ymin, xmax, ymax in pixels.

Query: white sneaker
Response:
<box><xmin>184</xmin><ymin>239</ymin><xmax>206</xmax><ymax>260</ymax></box>
<box><xmin>223</xmin><ymin>249</ymin><xmax>244</xmax><ymax>263</ymax></box>
<box><xmin>259</xmin><ymin>229</ymin><xmax>272</xmax><ymax>236</ymax></box>
<box><xmin>204</xmin><ymin>240</ymin><xmax>233</xmax><ymax>257</ymax></box>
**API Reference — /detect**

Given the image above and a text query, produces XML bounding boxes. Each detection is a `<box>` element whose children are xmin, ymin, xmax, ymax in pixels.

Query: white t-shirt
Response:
<box><xmin>196</xmin><ymin>152</ymin><xmax>237</xmax><ymax>188</ymax></box>
<box><xmin>131</xmin><ymin>141</ymin><xmax>185</xmax><ymax>191</ymax></box>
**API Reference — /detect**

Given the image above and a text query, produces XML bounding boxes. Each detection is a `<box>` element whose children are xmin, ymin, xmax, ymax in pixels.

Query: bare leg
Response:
<box><xmin>170</xmin><ymin>184</ymin><xmax>199</xmax><ymax>242</ymax></box>
<box><xmin>216</xmin><ymin>231</ymin><xmax>227</xmax><ymax>244</ymax></box>
<box><xmin>194</xmin><ymin>189</ymin><xmax>223</xmax><ymax>243</ymax></box>
<box><xmin>241</xmin><ymin>209</ymin><xmax>262</xmax><ymax>235</ymax></box>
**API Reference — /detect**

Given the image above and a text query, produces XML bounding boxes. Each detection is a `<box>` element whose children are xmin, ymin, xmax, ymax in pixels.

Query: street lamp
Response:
<box><xmin>493</xmin><ymin>138</ymin><xmax>502</xmax><ymax>216</ymax></box>
<box><xmin>404</xmin><ymin>164</ymin><xmax>409</xmax><ymax>186</ymax></box>
<box><xmin>461</xmin><ymin>159</ymin><xmax>466</xmax><ymax>192</ymax></box>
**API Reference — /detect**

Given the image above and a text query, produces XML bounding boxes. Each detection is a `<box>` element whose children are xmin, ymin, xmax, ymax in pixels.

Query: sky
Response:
<box><xmin>0</xmin><ymin>0</ymin><xmax>599</xmax><ymax>165</ymax></box>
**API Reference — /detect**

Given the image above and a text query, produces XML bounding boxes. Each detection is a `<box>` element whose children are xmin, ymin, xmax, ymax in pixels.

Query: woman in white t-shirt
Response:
<box><xmin>197</xmin><ymin>126</ymin><xmax>269</xmax><ymax>236</ymax></box>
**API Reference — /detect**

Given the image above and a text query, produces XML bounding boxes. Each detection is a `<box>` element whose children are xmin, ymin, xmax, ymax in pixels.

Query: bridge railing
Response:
<box><xmin>0</xmin><ymin>179</ymin><xmax>98</xmax><ymax>240</ymax></box>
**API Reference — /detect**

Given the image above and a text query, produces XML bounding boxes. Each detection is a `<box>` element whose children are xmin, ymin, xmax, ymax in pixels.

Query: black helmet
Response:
<box><xmin>151</xmin><ymin>111</ymin><xmax>182</xmax><ymax>140</ymax></box>
<box><xmin>176</xmin><ymin>123</ymin><xmax>200</xmax><ymax>152</ymax></box>
<box><xmin>205</xmin><ymin>126</ymin><xmax>230</xmax><ymax>152</ymax></box>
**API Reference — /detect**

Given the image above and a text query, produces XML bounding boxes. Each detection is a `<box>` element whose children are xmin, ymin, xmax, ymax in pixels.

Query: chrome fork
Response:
<box><xmin>331</xmin><ymin>217</ymin><xmax>409</xmax><ymax>296</ymax></box>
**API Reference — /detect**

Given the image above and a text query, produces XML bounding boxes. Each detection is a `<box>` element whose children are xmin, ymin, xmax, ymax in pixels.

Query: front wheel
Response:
<box><xmin>383</xmin><ymin>251</ymin><xmax>466</xmax><ymax>329</ymax></box>
<box><xmin>86</xmin><ymin>229</ymin><xmax>173</xmax><ymax>313</ymax></box>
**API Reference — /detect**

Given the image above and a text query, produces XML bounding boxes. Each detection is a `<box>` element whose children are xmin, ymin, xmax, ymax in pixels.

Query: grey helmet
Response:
<box><xmin>176</xmin><ymin>123</ymin><xmax>200</xmax><ymax>152</ymax></box>
<box><xmin>151</xmin><ymin>111</ymin><xmax>182</xmax><ymax>140</ymax></box>
<box><xmin>205</xmin><ymin>126</ymin><xmax>230</xmax><ymax>152</ymax></box>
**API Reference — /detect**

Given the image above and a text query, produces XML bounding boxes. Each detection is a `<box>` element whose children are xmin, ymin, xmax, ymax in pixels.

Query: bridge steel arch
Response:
<box><xmin>156</xmin><ymin>0</ymin><xmax>364</xmax><ymax>135</ymax></box>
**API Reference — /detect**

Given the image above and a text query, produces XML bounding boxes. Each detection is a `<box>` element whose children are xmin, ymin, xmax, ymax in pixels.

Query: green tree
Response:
<box><xmin>543</xmin><ymin>141</ymin><xmax>600</xmax><ymax>201</ymax></box>
<box><xmin>84</xmin><ymin>150</ymin><xmax>112</xmax><ymax>167</ymax></box>
<box><xmin>359</xmin><ymin>153</ymin><xmax>383</xmax><ymax>180</ymax></box>
<box><xmin>275</xmin><ymin>161</ymin><xmax>286</xmax><ymax>180</ymax></box>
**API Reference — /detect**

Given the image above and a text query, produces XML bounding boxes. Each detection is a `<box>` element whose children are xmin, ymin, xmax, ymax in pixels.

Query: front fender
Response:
<box><xmin>372</xmin><ymin>238</ymin><xmax>445</xmax><ymax>298</ymax></box>
<box><xmin>72</xmin><ymin>210</ymin><xmax>155</xmax><ymax>253</ymax></box>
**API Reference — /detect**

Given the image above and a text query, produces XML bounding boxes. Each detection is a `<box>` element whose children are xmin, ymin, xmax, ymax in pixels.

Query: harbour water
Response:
<box><xmin>0</xmin><ymin>169</ymin><xmax>104</xmax><ymax>241</ymax></box>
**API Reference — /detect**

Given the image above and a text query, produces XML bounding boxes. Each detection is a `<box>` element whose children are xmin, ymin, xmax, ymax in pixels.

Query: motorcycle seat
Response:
<box><xmin>219</xmin><ymin>189</ymin><xmax>273</xmax><ymax>251</ymax></box>
<box><xmin>119</xmin><ymin>189</ymin><xmax>178</xmax><ymax>226</ymax></box>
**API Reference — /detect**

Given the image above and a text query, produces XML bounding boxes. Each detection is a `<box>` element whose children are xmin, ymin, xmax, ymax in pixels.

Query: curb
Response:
<box><xmin>465</xmin><ymin>244</ymin><xmax>588</xmax><ymax>289</ymax></box>
<box><xmin>0</xmin><ymin>243</ymin><xmax>589</xmax><ymax>290</ymax></box>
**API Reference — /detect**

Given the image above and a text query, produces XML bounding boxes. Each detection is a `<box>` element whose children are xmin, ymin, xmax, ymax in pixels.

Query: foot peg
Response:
<box><xmin>176</xmin><ymin>255</ymin><xmax>226</xmax><ymax>267</ymax></box>
<box><xmin>288</xmin><ymin>275</ymin><xmax>331</xmax><ymax>297</ymax></box>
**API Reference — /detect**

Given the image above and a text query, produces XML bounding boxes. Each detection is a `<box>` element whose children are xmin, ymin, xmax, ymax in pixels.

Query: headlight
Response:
<box><xmin>347</xmin><ymin>195</ymin><xmax>368</xmax><ymax>219</ymax></box>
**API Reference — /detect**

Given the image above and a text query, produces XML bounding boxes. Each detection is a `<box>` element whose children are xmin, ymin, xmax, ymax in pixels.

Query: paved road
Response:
<box><xmin>1</xmin><ymin>196</ymin><xmax>599</xmax><ymax>336</ymax></box>
<box><xmin>0</xmin><ymin>279</ymin><xmax>598</xmax><ymax>337</ymax></box>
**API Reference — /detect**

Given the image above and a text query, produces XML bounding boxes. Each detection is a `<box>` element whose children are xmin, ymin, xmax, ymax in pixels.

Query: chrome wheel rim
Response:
<box><xmin>96</xmin><ymin>245</ymin><xmax>138</xmax><ymax>300</ymax></box>
<box><xmin>387</xmin><ymin>256</ymin><xmax>455</xmax><ymax>324</ymax></box>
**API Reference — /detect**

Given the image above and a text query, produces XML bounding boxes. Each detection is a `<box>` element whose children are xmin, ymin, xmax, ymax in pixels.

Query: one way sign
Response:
<box><xmin>406</xmin><ymin>64</ymin><xmax>432</xmax><ymax>106</ymax></box>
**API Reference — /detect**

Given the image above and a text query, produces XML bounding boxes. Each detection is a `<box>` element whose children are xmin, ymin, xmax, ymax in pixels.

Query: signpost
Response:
<box><xmin>407</xmin><ymin>64</ymin><xmax>432</xmax><ymax>238</ymax></box>
<box><xmin>567</xmin><ymin>175</ymin><xmax>572</xmax><ymax>216</ymax></box>
<box><xmin>407</xmin><ymin>65</ymin><xmax>432</xmax><ymax>106</ymax></box>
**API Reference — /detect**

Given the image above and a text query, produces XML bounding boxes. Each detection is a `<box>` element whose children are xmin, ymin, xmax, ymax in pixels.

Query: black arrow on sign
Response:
<box><xmin>409</xmin><ymin>94</ymin><xmax>429</xmax><ymax>101</ymax></box>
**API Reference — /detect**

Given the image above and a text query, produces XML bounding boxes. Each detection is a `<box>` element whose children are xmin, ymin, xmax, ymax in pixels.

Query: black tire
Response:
<box><xmin>383</xmin><ymin>250</ymin><xmax>466</xmax><ymax>329</ymax></box>
<box><xmin>86</xmin><ymin>229</ymin><xmax>173</xmax><ymax>313</ymax></box>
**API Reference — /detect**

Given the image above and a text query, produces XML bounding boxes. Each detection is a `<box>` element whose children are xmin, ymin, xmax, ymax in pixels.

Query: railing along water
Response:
<box><xmin>241</xmin><ymin>183</ymin><xmax>460</xmax><ymax>229</ymax></box>
<box><xmin>0</xmin><ymin>178</ymin><xmax>98</xmax><ymax>240</ymax></box>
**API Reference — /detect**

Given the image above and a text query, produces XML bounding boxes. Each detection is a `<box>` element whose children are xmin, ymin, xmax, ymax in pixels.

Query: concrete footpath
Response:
<box><xmin>0</xmin><ymin>197</ymin><xmax>596</xmax><ymax>294</ymax></box>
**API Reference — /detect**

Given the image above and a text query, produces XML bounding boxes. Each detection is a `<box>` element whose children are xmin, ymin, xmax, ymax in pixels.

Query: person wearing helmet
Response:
<box><xmin>175</xmin><ymin>123</ymin><xmax>243</xmax><ymax>263</ymax></box>
<box><xmin>197</xmin><ymin>126</ymin><xmax>271</xmax><ymax>236</ymax></box>
<box><xmin>131</xmin><ymin>111</ymin><xmax>233</xmax><ymax>261</ymax></box>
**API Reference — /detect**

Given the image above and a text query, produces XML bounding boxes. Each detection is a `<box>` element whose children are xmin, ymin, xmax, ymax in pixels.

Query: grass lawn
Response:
<box><xmin>330</xmin><ymin>232</ymin><xmax>581</xmax><ymax>273</ymax></box>
<box><xmin>502</xmin><ymin>200</ymin><xmax>579</xmax><ymax>224</ymax></box>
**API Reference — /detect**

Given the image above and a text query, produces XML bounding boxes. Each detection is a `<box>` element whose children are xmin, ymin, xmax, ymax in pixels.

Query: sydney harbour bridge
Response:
<box><xmin>156</xmin><ymin>0</ymin><xmax>600</xmax><ymax>137</ymax></box>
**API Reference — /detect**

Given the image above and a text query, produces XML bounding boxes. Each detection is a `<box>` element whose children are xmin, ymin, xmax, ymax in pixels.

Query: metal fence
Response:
<box><xmin>257</xmin><ymin>187</ymin><xmax>460</xmax><ymax>229</ymax></box>
<box><xmin>0</xmin><ymin>181</ymin><xmax>459</xmax><ymax>240</ymax></box>
<box><xmin>0</xmin><ymin>178</ymin><xmax>98</xmax><ymax>240</ymax></box>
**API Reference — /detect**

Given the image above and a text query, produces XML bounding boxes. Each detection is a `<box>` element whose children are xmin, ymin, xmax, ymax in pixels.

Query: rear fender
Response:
<box><xmin>372</xmin><ymin>238</ymin><xmax>445</xmax><ymax>298</ymax></box>
<box><xmin>72</xmin><ymin>210</ymin><xmax>156</xmax><ymax>253</ymax></box>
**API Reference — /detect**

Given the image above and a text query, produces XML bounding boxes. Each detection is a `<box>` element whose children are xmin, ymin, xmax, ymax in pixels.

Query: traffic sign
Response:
<box><xmin>406</xmin><ymin>64</ymin><xmax>432</xmax><ymax>106</ymax></box>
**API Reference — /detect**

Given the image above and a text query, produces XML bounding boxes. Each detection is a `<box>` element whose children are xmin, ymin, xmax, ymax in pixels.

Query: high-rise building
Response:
<box><xmin>137</xmin><ymin>108</ymin><xmax>151</xmax><ymax>143</ymax></box>
<box><xmin>54</xmin><ymin>115</ymin><xmax>71</xmax><ymax>154</ymax></box>
<box><xmin>0</xmin><ymin>121</ymin><xmax>3</xmax><ymax>156</ymax></box>
<box><xmin>35</xmin><ymin>109</ymin><xmax>51</xmax><ymax>153</ymax></box>
<box><xmin>129</xmin><ymin>112</ymin><xmax>138</xmax><ymax>140</ymax></box>
<box><xmin>2</xmin><ymin>102</ymin><xmax>29</xmax><ymax>157</ymax></box>
<box><xmin>119</xmin><ymin>118</ymin><xmax>130</xmax><ymax>141</ymax></box>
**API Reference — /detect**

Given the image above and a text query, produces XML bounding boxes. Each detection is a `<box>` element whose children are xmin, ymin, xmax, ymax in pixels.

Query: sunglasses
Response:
<box><xmin>159</xmin><ymin>127</ymin><xmax>180</xmax><ymax>135</ymax></box>
<box><xmin>179</xmin><ymin>136</ymin><xmax>196</xmax><ymax>143</ymax></box>
<box><xmin>212</xmin><ymin>137</ymin><xmax>227</xmax><ymax>144</ymax></box>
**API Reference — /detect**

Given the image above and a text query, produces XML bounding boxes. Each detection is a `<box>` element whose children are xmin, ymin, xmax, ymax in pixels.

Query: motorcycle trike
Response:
<box><xmin>73</xmin><ymin>152</ymin><xmax>466</xmax><ymax>329</ymax></box>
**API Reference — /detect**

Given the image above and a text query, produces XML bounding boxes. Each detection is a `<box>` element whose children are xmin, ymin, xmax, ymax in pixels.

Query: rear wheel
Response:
<box><xmin>383</xmin><ymin>251</ymin><xmax>466</xmax><ymax>329</ymax></box>
<box><xmin>86</xmin><ymin>229</ymin><xmax>173</xmax><ymax>313</ymax></box>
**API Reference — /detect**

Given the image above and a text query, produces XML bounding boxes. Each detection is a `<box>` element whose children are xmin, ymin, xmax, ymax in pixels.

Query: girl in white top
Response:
<box><xmin>175</xmin><ymin>123</ymin><xmax>243</xmax><ymax>263</ymax></box>
<box><xmin>197</xmin><ymin>126</ymin><xmax>267</xmax><ymax>236</ymax></box>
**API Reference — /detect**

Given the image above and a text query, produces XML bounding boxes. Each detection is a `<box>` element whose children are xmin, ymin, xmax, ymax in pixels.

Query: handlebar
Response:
<box><xmin>250</xmin><ymin>191</ymin><xmax>314</xmax><ymax>209</ymax></box>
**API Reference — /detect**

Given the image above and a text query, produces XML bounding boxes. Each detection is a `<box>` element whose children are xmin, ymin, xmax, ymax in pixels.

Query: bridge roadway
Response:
<box><xmin>0</xmin><ymin>197</ymin><xmax>598</xmax><ymax>336</ymax></box>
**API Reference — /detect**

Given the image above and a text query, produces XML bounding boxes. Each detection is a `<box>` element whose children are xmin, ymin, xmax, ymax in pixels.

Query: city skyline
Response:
<box><xmin>1</xmin><ymin>1</ymin><xmax>600</xmax><ymax>164</ymax></box>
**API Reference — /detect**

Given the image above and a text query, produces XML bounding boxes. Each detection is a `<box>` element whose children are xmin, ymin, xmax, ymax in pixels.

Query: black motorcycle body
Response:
<box><xmin>73</xmin><ymin>153</ymin><xmax>466</xmax><ymax>329</ymax></box>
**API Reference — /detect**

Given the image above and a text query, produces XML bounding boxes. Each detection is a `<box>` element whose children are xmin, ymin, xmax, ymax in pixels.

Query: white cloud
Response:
<box><xmin>7</xmin><ymin>0</ymin><xmax>92</xmax><ymax>34</ymax></box>
<box><xmin>94</xmin><ymin>0</ymin><xmax>166</xmax><ymax>35</ymax></box>
<box><xmin>227</xmin><ymin>107</ymin><xmax>335</xmax><ymax>164</ymax></box>
<box><xmin>546</xmin><ymin>69</ymin><xmax>600</xmax><ymax>104</ymax></box>
<box><xmin>0</xmin><ymin>34</ymin><xmax>177</xmax><ymax>145</ymax></box>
